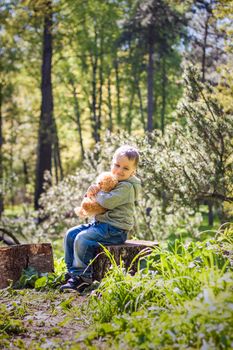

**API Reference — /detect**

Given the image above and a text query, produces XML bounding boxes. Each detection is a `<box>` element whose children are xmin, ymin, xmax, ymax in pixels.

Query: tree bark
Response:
<box><xmin>137</xmin><ymin>81</ymin><xmax>146</xmax><ymax>131</ymax></box>
<box><xmin>34</xmin><ymin>1</ymin><xmax>53</xmax><ymax>209</ymax></box>
<box><xmin>52</xmin><ymin>114</ymin><xmax>63</xmax><ymax>183</ymax></box>
<box><xmin>114</xmin><ymin>56</ymin><xmax>122</xmax><ymax>127</ymax></box>
<box><xmin>93</xmin><ymin>239</ymin><xmax>158</xmax><ymax>281</ymax></box>
<box><xmin>10</xmin><ymin>114</ymin><xmax>15</xmax><ymax>207</ymax></box>
<box><xmin>208</xmin><ymin>201</ymin><xmax>214</xmax><ymax>226</ymax></box>
<box><xmin>161</xmin><ymin>56</ymin><xmax>167</xmax><ymax>134</ymax></box>
<box><xmin>70</xmin><ymin>78</ymin><xmax>85</xmax><ymax>160</ymax></box>
<box><xmin>90</xmin><ymin>27</ymin><xmax>100</xmax><ymax>143</ymax></box>
<box><xmin>0</xmin><ymin>83</ymin><xmax>3</xmax><ymax>216</ymax></box>
<box><xmin>97</xmin><ymin>34</ymin><xmax>104</xmax><ymax>137</ymax></box>
<box><xmin>147</xmin><ymin>28</ymin><xmax>154</xmax><ymax>132</ymax></box>
<box><xmin>107</xmin><ymin>71</ymin><xmax>113</xmax><ymax>132</ymax></box>
<box><xmin>126</xmin><ymin>89</ymin><xmax>135</xmax><ymax>134</ymax></box>
<box><xmin>202</xmin><ymin>14</ymin><xmax>210</xmax><ymax>83</ymax></box>
<box><xmin>0</xmin><ymin>243</ymin><xmax>54</xmax><ymax>288</ymax></box>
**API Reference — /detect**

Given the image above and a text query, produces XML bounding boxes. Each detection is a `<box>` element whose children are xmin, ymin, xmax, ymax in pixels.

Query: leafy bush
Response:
<box><xmin>34</xmin><ymin>66</ymin><xmax>232</xmax><ymax>242</ymax></box>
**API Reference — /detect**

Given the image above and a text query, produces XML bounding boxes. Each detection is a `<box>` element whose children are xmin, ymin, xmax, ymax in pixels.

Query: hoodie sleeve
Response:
<box><xmin>95</xmin><ymin>182</ymin><xmax>133</xmax><ymax>209</ymax></box>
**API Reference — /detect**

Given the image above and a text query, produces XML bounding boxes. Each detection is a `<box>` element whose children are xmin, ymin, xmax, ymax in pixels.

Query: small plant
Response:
<box><xmin>0</xmin><ymin>303</ymin><xmax>27</xmax><ymax>336</ymax></box>
<box><xmin>14</xmin><ymin>257</ymin><xmax>67</xmax><ymax>290</ymax></box>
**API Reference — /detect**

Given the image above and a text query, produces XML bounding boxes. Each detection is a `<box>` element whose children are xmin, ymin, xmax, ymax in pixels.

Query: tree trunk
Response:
<box><xmin>114</xmin><ymin>56</ymin><xmax>122</xmax><ymax>127</ymax></box>
<box><xmin>161</xmin><ymin>56</ymin><xmax>167</xmax><ymax>134</ymax></box>
<box><xmin>97</xmin><ymin>34</ymin><xmax>104</xmax><ymax>137</ymax></box>
<box><xmin>0</xmin><ymin>243</ymin><xmax>54</xmax><ymax>288</ymax></box>
<box><xmin>90</xmin><ymin>27</ymin><xmax>100</xmax><ymax>144</ymax></box>
<box><xmin>137</xmin><ymin>81</ymin><xmax>146</xmax><ymax>131</ymax></box>
<box><xmin>93</xmin><ymin>239</ymin><xmax>158</xmax><ymax>281</ymax></box>
<box><xmin>147</xmin><ymin>29</ymin><xmax>154</xmax><ymax>132</ymax></box>
<box><xmin>107</xmin><ymin>71</ymin><xmax>113</xmax><ymax>132</ymax></box>
<box><xmin>126</xmin><ymin>89</ymin><xmax>135</xmax><ymax>134</ymax></box>
<box><xmin>52</xmin><ymin>114</ymin><xmax>63</xmax><ymax>183</ymax></box>
<box><xmin>208</xmin><ymin>201</ymin><xmax>214</xmax><ymax>226</ymax></box>
<box><xmin>10</xmin><ymin>114</ymin><xmax>15</xmax><ymax>207</ymax></box>
<box><xmin>0</xmin><ymin>83</ymin><xmax>3</xmax><ymax>217</ymax></box>
<box><xmin>202</xmin><ymin>14</ymin><xmax>210</xmax><ymax>83</ymax></box>
<box><xmin>70</xmin><ymin>78</ymin><xmax>85</xmax><ymax>160</ymax></box>
<box><xmin>34</xmin><ymin>1</ymin><xmax>53</xmax><ymax>209</ymax></box>
<box><xmin>23</xmin><ymin>160</ymin><xmax>29</xmax><ymax>186</ymax></box>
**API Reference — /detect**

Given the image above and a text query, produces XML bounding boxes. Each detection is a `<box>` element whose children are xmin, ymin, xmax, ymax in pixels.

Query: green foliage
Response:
<box><xmin>80</xmin><ymin>225</ymin><xmax>233</xmax><ymax>349</ymax></box>
<box><xmin>14</xmin><ymin>257</ymin><xmax>67</xmax><ymax>290</ymax></box>
<box><xmin>14</xmin><ymin>267</ymin><xmax>39</xmax><ymax>289</ymax></box>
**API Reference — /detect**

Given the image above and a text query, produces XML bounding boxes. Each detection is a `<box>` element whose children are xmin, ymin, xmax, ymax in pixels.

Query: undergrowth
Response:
<box><xmin>1</xmin><ymin>224</ymin><xmax>232</xmax><ymax>349</ymax></box>
<box><xmin>81</xmin><ymin>224</ymin><xmax>233</xmax><ymax>349</ymax></box>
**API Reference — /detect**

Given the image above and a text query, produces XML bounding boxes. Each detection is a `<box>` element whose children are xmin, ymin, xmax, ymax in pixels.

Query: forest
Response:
<box><xmin>0</xmin><ymin>0</ymin><xmax>233</xmax><ymax>349</ymax></box>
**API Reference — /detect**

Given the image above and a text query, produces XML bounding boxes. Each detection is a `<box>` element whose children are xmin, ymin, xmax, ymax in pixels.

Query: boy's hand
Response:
<box><xmin>86</xmin><ymin>184</ymin><xmax>100</xmax><ymax>197</ymax></box>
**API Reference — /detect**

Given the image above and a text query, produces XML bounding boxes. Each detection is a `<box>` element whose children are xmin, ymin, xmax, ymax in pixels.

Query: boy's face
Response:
<box><xmin>111</xmin><ymin>155</ymin><xmax>136</xmax><ymax>181</ymax></box>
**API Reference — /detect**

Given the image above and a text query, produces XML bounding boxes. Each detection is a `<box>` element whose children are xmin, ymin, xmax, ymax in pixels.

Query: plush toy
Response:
<box><xmin>74</xmin><ymin>172</ymin><xmax>118</xmax><ymax>218</ymax></box>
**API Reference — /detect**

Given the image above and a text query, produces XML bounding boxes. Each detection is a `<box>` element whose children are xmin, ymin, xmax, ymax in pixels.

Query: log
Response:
<box><xmin>0</xmin><ymin>243</ymin><xmax>54</xmax><ymax>289</ymax></box>
<box><xmin>93</xmin><ymin>239</ymin><xmax>158</xmax><ymax>281</ymax></box>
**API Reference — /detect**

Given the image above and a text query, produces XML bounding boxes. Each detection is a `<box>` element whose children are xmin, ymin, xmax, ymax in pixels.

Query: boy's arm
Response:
<box><xmin>95</xmin><ymin>182</ymin><xmax>132</xmax><ymax>210</ymax></box>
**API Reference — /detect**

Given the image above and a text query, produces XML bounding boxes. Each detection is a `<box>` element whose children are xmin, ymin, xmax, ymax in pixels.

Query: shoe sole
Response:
<box><xmin>60</xmin><ymin>282</ymin><xmax>90</xmax><ymax>293</ymax></box>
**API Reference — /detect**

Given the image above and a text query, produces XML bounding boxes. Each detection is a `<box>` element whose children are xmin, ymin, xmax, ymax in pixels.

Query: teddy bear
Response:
<box><xmin>74</xmin><ymin>172</ymin><xmax>118</xmax><ymax>218</ymax></box>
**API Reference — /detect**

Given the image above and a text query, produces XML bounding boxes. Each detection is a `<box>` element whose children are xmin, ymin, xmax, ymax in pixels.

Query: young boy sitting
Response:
<box><xmin>60</xmin><ymin>145</ymin><xmax>141</xmax><ymax>292</ymax></box>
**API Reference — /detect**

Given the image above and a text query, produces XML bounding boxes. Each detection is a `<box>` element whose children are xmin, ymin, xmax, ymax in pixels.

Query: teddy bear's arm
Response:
<box><xmin>82</xmin><ymin>199</ymin><xmax>106</xmax><ymax>215</ymax></box>
<box><xmin>86</xmin><ymin>184</ymin><xmax>100</xmax><ymax>197</ymax></box>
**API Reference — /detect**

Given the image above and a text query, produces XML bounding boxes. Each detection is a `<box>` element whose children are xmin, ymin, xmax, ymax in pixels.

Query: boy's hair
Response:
<box><xmin>113</xmin><ymin>145</ymin><xmax>139</xmax><ymax>167</ymax></box>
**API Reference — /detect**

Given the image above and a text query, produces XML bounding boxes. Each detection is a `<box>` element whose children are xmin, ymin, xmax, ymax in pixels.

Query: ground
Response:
<box><xmin>0</xmin><ymin>288</ymin><xmax>104</xmax><ymax>350</ymax></box>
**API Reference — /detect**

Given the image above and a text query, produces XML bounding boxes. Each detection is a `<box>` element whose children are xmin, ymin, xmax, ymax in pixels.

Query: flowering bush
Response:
<box><xmin>20</xmin><ymin>66</ymin><xmax>233</xmax><ymax>241</ymax></box>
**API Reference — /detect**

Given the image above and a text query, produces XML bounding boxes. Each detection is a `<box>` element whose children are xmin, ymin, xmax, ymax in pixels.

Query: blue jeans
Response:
<box><xmin>64</xmin><ymin>221</ymin><xmax>127</xmax><ymax>279</ymax></box>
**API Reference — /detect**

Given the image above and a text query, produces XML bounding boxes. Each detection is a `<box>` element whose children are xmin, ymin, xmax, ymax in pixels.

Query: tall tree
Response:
<box><xmin>34</xmin><ymin>0</ymin><xmax>53</xmax><ymax>209</ymax></box>
<box><xmin>188</xmin><ymin>0</ymin><xmax>226</xmax><ymax>83</ymax></box>
<box><xmin>122</xmin><ymin>0</ymin><xmax>186</xmax><ymax>132</ymax></box>
<box><xmin>0</xmin><ymin>82</ymin><xmax>3</xmax><ymax>217</ymax></box>
<box><xmin>187</xmin><ymin>0</ymin><xmax>229</xmax><ymax>224</ymax></box>
<box><xmin>0</xmin><ymin>2</ymin><xmax>23</xmax><ymax>213</ymax></box>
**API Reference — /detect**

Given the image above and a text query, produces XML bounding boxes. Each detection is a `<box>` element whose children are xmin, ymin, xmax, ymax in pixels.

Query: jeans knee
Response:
<box><xmin>74</xmin><ymin>234</ymin><xmax>83</xmax><ymax>249</ymax></box>
<box><xmin>65</xmin><ymin>228</ymin><xmax>76</xmax><ymax>244</ymax></box>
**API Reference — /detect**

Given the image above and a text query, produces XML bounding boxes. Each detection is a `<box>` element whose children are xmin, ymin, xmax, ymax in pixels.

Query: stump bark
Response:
<box><xmin>0</xmin><ymin>243</ymin><xmax>54</xmax><ymax>289</ymax></box>
<box><xmin>93</xmin><ymin>239</ymin><xmax>158</xmax><ymax>281</ymax></box>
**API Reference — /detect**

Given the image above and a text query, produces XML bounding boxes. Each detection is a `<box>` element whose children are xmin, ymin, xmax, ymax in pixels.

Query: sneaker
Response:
<box><xmin>60</xmin><ymin>276</ymin><xmax>92</xmax><ymax>293</ymax></box>
<box><xmin>64</xmin><ymin>272</ymin><xmax>71</xmax><ymax>282</ymax></box>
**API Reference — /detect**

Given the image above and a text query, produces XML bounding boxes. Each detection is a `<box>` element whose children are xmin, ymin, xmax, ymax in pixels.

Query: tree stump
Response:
<box><xmin>0</xmin><ymin>243</ymin><xmax>54</xmax><ymax>289</ymax></box>
<box><xmin>93</xmin><ymin>239</ymin><xmax>158</xmax><ymax>281</ymax></box>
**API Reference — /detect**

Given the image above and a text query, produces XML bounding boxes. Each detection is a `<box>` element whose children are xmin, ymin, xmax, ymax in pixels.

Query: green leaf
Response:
<box><xmin>35</xmin><ymin>276</ymin><xmax>47</xmax><ymax>289</ymax></box>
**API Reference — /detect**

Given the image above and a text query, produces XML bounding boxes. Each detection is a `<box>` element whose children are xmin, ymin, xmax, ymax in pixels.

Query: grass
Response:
<box><xmin>83</xmin><ymin>224</ymin><xmax>233</xmax><ymax>349</ymax></box>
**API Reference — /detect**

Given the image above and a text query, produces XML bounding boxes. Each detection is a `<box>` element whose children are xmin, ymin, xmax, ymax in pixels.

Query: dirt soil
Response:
<box><xmin>0</xmin><ymin>288</ymin><xmax>103</xmax><ymax>350</ymax></box>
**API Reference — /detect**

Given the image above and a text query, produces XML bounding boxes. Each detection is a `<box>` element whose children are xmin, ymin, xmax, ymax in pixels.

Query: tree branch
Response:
<box><xmin>0</xmin><ymin>227</ymin><xmax>21</xmax><ymax>245</ymax></box>
<box><xmin>197</xmin><ymin>192</ymin><xmax>233</xmax><ymax>203</ymax></box>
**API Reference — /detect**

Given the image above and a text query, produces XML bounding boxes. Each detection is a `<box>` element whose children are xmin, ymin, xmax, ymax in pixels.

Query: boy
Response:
<box><xmin>60</xmin><ymin>145</ymin><xmax>141</xmax><ymax>292</ymax></box>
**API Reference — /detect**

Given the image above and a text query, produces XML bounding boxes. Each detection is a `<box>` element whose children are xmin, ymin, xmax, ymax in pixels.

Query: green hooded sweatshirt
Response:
<box><xmin>95</xmin><ymin>175</ymin><xmax>141</xmax><ymax>231</ymax></box>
